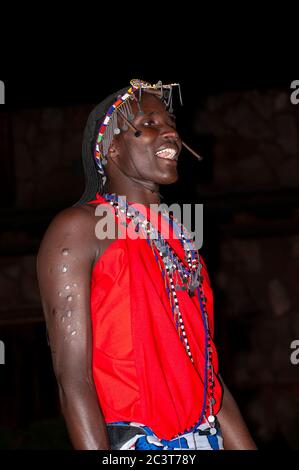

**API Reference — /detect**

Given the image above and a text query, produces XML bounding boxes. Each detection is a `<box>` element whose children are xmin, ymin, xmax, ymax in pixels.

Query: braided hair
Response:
<box><xmin>74</xmin><ymin>86</ymin><xmax>129</xmax><ymax>206</ymax></box>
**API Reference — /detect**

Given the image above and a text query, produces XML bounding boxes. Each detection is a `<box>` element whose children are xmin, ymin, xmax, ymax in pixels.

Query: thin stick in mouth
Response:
<box><xmin>182</xmin><ymin>141</ymin><xmax>203</xmax><ymax>161</ymax></box>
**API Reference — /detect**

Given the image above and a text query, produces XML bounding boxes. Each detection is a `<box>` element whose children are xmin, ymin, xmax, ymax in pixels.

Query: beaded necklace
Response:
<box><xmin>102</xmin><ymin>193</ymin><xmax>217</xmax><ymax>436</ymax></box>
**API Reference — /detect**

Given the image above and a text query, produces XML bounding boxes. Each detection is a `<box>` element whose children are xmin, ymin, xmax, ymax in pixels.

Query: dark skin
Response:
<box><xmin>37</xmin><ymin>92</ymin><xmax>257</xmax><ymax>449</ymax></box>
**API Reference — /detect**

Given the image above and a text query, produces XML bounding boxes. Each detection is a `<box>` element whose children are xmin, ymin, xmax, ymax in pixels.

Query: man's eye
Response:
<box><xmin>143</xmin><ymin>120</ymin><xmax>155</xmax><ymax>127</ymax></box>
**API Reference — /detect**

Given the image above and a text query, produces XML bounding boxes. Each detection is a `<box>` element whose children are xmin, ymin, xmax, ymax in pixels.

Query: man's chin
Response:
<box><xmin>158</xmin><ymin>173</ymin><xmax>179</xmax><ymax>185</ymax></box>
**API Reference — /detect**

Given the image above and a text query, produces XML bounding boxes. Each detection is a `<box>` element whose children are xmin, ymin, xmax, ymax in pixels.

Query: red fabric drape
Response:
<box><xmin>90</xmin><ymin>194</ymin><xmax>222</xmax><ymax>440</ymax></box>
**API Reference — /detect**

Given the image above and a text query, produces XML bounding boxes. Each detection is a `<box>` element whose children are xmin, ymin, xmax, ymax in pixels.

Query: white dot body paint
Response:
<box><xmin>67</xmin><ymin>295</ymin><xmax>73</xmax><ymax>302</ymax></box>
<box><xmin>61</xmin><ymin>265</ymin><xmax>68</xmax><ymax>273</ymax></box>
<box><xmin>71</xmin><ymin>330</ymin><xmax>77</xmax><ymax>336</ymax></box>
<box><xmin>62</xmin><ymin>248</ymin><xmax>69</xmax><ymax>256</ymax></box>
<box><xmin>66</xmin><ymin>310</ymin><xmax>72</xmax><ymax>318</ymax></box>
<box><xmin>65</xmin><ymin>284</ymin><xmax>71</xmax><ymax>290</ymax></box>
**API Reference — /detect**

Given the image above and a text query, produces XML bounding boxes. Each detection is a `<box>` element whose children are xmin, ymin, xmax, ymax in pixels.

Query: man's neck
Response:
<box><xmin>106</xmin><ymin>182</ymin><xmax>162</xmax><ymax>207</ymax></box>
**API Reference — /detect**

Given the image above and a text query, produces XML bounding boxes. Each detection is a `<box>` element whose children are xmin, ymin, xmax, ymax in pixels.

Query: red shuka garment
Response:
<box><xmin>89</xmin><ymin>194</ymin><xmax>222</xmax><ymax>440</ymax></box>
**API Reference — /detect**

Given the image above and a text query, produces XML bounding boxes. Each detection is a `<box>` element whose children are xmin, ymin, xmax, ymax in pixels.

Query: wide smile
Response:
<box><xmin>155</xmin><ymin>147</ymin><xmax>178</xmax><ymax>161</ymax></box>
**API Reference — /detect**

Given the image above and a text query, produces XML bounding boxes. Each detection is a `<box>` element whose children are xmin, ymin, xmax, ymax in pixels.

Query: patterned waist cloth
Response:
<box><xmin>106</xmin><ymin>418</ymin><xmax>224</xmax><ymax>450</ymax></box>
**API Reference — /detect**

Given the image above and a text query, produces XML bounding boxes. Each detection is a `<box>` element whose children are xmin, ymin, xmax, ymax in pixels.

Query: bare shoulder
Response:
<box><xmin>45</xmin><ymin>204</ymin><xmax>95</xmax><ymax>235</ymax></box>
<box><xmin>37</xmin><ymin>200</ymin><xmax>118</xmax><ymax>272</ymax></box>
<box><xmin>38</xmin><ymin>204</ymin><xmax>100</xmax><ymax>262</ymax></box>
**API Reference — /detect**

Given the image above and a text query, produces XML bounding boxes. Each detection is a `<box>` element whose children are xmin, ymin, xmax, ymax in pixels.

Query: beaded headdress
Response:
<box><xmin>94</xmin><ymin>79</ymin><xmax>185</xmax><ymax>186</ymax></box>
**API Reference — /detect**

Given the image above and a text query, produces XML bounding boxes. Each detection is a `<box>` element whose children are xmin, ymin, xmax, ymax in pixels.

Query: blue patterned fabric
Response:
<box><xmin>106</xmin><ymin>419</ymin><xmax>224</xmax><ymax>450</ymax></box>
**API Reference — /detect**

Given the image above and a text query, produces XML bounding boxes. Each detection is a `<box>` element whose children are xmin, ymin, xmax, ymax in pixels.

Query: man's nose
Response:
<box><xmin>161</xmin><ymin>126</ymin><xmax>180</xmax><ymax>141</ymax></box>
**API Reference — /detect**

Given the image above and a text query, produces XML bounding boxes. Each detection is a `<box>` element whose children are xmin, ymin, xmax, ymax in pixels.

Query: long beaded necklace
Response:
<box><xmin>102</xmin><ymin>193</ymin><xmax>217</xmax><ymax>436</ymax></box>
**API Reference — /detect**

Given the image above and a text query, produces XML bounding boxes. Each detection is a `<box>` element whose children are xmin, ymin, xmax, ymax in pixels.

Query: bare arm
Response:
<box><xmin>217</xmin><ymin>376</ymin><xmax>257</xmax><ymax>450</ymax></box>
<box><xmin>37</xmin><ymin>206</ymin><xmax>110</xmax><ymax>450</ymax></box>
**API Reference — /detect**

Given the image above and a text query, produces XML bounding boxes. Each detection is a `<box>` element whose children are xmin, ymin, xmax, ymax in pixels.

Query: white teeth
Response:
<box><xmin>155</xmin><ymin>148</ymin><xmax>177</xmax><ymax>160</ymax></box>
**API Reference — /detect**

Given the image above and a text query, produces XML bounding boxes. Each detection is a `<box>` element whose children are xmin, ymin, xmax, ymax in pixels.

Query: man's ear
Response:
<box><xmin>108</xmin><ymin>137</ymin><xmax>120</xmax><ymax>158</ymax></box>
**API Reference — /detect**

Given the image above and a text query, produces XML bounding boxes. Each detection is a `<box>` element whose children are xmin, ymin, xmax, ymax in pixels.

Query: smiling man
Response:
<box><xmin>37</xmin><ymin>80</ymin><xmax>257</xmax><ymax>450</ymax></box>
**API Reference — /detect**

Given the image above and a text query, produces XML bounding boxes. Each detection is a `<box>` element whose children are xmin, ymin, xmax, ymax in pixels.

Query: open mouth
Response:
<box><xmin>155</xmin><ymin>148</ymin><xmax>178</xmax><ymax>161</ymax></box>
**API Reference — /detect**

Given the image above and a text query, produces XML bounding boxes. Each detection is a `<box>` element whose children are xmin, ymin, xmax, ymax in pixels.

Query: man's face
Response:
<box><xmin>107</xmin><ymin>92</ymin><xmax>182</xmax><ymax>185</ymax></box>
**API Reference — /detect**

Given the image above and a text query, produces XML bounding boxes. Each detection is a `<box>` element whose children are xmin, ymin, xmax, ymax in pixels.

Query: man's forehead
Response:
<box><xmin>140</xmin><ymin>92</ymin><xmax>164</xmax><ymax>106</ymax></box>
<box><xmin>146</xmin><ymin>110</ymin><xmax>176</xmax><ymax>119</ymax></box>
<box><xmin>133</xmin><ymin>93</ymin><xmax>170</xmax><ymax>114</ymax></box>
